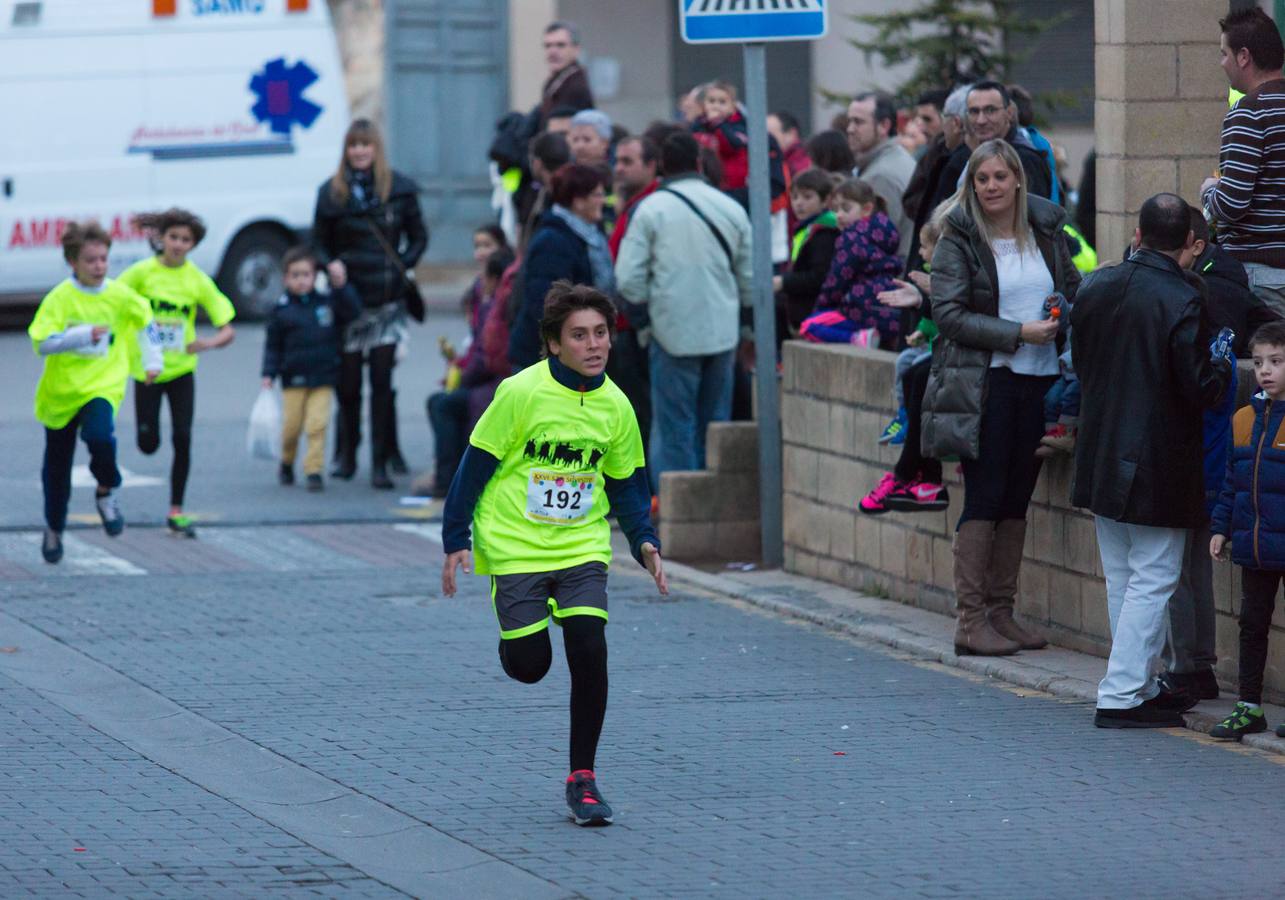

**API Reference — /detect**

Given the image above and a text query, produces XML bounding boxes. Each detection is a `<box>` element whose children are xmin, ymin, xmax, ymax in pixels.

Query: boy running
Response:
<box><xmin>441</xmin><ymin>281</ymin><xmax>666</xmax><ymax>827</ymax></box>
<box><xmin>29</xmin><ymin>221</ymin><xmax>162</xmax><ymax>563</ymax></box>
<box><xmin>121</xmin><ymin>209</ymin><xmax>235</xmax><ymax>538</ymax></box>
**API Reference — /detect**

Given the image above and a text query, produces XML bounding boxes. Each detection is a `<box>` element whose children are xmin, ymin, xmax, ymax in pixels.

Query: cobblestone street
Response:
<box><xmin>3</xmin><ymin>521</ymin><xmax>1284</xmax><ymax>897</ymax></box>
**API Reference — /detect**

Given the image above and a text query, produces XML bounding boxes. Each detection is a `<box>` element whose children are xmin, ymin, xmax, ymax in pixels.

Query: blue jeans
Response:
<box><xmin>1042</xmin><ymin>373</ymin><xmax>1081</xmax><ymax>423</ymax></box>
<box><xmin>43</xmin><ymin>397</ymin><xmax>120</xmax><ymax>532</ymax></box>
<box><xmin>647</xmin><ymin>341</ymin><xmax>735</xmax><ymax>494</ymax></box>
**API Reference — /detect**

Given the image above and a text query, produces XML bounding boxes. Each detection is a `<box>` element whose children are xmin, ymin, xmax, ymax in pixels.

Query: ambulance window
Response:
<box><xmin>12</xmin><ymin>2</ymin><xmax>41</xmax><ymax>26</ymax></box>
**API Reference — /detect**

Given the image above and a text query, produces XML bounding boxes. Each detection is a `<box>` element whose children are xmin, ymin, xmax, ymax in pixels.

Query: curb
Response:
<box><xmin>663</xmin><ymin>560</ymin><xmax>1285</xmax><ymax>758</ymax></box>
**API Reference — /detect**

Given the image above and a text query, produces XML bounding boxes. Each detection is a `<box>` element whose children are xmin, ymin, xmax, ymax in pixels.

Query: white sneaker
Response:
<box><xmin>95</xmin><ymin>491</ymin><xmax>124</xmax><ymax>537</ymax></box>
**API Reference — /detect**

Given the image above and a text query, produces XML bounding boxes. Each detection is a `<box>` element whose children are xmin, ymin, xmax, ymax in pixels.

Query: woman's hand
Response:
<box><xmin>908</xmin><ymin>271</ymin><xmax>931</xmax><ymax>294</ymax></box>
<box><xmin>1211</xmin><ymin>534</ymin><xmax>1230</xmax><ymax>562</ymax></box>
<box><xmin>1019</xmin><ymin>319</ymin><xmax>1059</xmax><ymax>346</ymax></box>
<box><xmin>876</xmin><ymin>279</ymin><xmax>922</xmax><ymax>309</ymax></box>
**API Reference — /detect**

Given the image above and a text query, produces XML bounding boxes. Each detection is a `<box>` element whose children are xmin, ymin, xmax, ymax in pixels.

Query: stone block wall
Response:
<box><xmin>781</xmin><ymin>341</ymin><xmax>1285</xmax><ymax>700</ymax></box>
<box><xmin>659</xmin><ymin>423</ymin><xmax>761</xmax><ymax>563</ymax></box>
<box><xmin>1094</xmin><ymin>0</ymin><xmax>1227</xmax><ymax>261</ymax></box>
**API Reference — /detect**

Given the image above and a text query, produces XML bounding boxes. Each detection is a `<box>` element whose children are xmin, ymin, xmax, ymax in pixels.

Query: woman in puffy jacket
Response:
<box><xmin>313</xmin><ymin>119</ymin><xmax>428</xmax><ymax>489</ymax></box>
<box><xmin>920</xmin><ymin>140</ymin><xmax>1079</xmax><ymax>658</ymax></box>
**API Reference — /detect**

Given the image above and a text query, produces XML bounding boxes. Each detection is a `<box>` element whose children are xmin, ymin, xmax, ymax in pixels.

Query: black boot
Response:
<box><xmin>387</xmin><ymin>389</ymin><xmax>408</xmax><ymax>475</ymax></box>
<box><xmin>331</xmin><ymin>396</ymin><xmax>359</xmax><ymax>480</ymax></box>
<box><xmin>370</xmin><ymin>388</ymin><xmax>395</xmax><ymax>490</ymax></box>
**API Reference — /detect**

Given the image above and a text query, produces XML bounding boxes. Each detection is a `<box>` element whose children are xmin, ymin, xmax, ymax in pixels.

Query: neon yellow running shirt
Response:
<box><xmin>119</xmin><ymin>257</ymin><xmax>235</xmax><ymax>382</ymax></box>
<box><xmin>28</xmin><ymin>279</ymin><xmax>153</xmax><ymax>429</ymax></box>
<box><xmin>468</xmin><ymin>361</ymin><xmax>645</xmax><ymax>576</ymax></box>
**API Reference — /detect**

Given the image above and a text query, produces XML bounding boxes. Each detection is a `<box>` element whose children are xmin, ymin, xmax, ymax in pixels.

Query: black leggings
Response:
<box><xmin>499</xmin><ymin>617</ymin><xmax>608</xmax><ymax>773</ymax></box>
<box><xmin>337</xmin><ymin>345</ymin><xmax>397</xmax><ymax>463</ymax></box>
<box><xmin>1237</xmin><ymin>568</ymin><xmax>1284</xmax><ymax>704</ymax></box>
<box><xmin>135</xmin><ymin>373</ymin><xmax>194</xmax><ymax>508</ymax></box>
<box><xmin>959</xmin><ymin>368</ymin><xmax>1055</xmax><ymax>525</ymax></box>
<box><xmin>893</xmin><ymin>356</ymin><xmax>941</xmax><ymax>484</ymax></box>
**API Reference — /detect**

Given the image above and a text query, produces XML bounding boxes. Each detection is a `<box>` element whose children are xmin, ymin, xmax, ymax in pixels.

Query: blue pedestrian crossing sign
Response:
<box><xmin>680</xmin><ymin>0</ymin><xmax>827</xmax><ymax>44</ymax></box>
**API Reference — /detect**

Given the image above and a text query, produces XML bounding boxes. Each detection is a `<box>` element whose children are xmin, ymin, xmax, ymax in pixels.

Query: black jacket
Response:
<box><xmin>312</xmin><ymin>171</ymin><xmax>429</xmax><ymax>309</ymax></box>
<box><xmin>928</xmin><ymin>130</ymin><xmax>1052</xmax><ymax>214</ymax></box>
<box><xmin>778</xmin><ymin>217</ymin><xmax>839</xmax><ymax>332</ymax></box>
<box><xmin>508</xmin><ymin>211</ymin><xmax>594</xmax><ymax>370</ymax></box>
<box><xmin>262</xmin><ymin>285</ymin><xmax>361</xmax><ymax>388</ymax></box>
<box><xmin>1070</xmin><ymin>249</ymin><xmax>1234</xmax><ymax>527</ymax></box>
<box><xmin>1195</xmin><ymin>243</ymin><xmax>1280</xmax><ymax>357</ymax></box>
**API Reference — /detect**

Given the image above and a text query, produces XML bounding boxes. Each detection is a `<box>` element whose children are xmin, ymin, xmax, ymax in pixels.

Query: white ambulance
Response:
<box><xmin>0</xmin><ymin>0</ymin><xmax>350</xmax><ymax>318</ymax></box>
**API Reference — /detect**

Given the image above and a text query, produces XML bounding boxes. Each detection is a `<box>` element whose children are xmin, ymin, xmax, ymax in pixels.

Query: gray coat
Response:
<box><xmin>921</xmin><ymin>195</ymin><xmax>1081</xmax><ymax>460</ymax></box>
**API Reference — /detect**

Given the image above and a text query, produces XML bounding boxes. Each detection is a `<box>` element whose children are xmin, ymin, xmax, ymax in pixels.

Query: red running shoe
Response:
<box><xmin>859</xmin><ymin>472</ymin><xmax>904</xmax><ymax>515</ymax></box>
<box><xmin>566</xmin><ymin>769</ymin><xmax>614</xmax><ymax>826</ymax></box>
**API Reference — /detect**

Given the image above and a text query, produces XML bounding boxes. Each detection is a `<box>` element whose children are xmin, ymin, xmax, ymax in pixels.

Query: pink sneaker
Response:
<box><xmin>859</xmin><ymin>472</ymin><xmax>903</xmax><ymax>515</ymax></box>
<box><xmin>885</xmin><ymin>479</ymin><xmax>950</xmax><ymax>512</ymax></box>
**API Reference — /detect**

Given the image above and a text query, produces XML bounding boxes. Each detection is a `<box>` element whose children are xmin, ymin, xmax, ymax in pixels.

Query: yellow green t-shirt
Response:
<box><xmin>118</xmin><ymin>257</ymin><xmax>236</xmax><ymax>383</ymax></box>
<box><xmin>468</xmin><ymin>361</ymin><xmax>645</xmax><ymax>576</ymax></box>
<box><xmin>28</xmin><ymin>278</ymin><xmax>153</xmax><ymax>429</ymax></box>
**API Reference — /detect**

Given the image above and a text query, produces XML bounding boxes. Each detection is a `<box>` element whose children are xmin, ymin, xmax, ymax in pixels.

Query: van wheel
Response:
<box><xmin>218</xmin><ymin>226</ymin><xmax>289</xmax><ymax>320</ymax></box>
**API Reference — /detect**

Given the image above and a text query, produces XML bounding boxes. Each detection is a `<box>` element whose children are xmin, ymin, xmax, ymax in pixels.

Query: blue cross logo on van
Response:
<box><xmin>249</xmin><ymin>58</ymin><xmax>323</xmax><ymax>136</ymax></box>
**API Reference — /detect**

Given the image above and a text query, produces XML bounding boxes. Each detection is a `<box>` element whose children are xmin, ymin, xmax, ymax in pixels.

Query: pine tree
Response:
<box><xmin>842</xmin><ymin>0</ymin><xmax>1068</xmax><ymax>103</ymax></box>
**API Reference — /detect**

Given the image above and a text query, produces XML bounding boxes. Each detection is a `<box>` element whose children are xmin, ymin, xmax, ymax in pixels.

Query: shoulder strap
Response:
<box><xmin>659</xmin><ymin>187</ymin><xmax>735</xmax><ymax>273</ymax></box>
<box><xmin>363</xmin><ymin>217</ymin><xmax>406</xmax><ymax>276</ymax></box>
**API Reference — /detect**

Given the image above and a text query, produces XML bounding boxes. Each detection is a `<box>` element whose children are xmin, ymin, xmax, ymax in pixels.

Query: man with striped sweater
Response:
<box><xmin>1202</xmin><ymin>8</ymin><xmax>1285</xmax><ymax>317</ymax></box>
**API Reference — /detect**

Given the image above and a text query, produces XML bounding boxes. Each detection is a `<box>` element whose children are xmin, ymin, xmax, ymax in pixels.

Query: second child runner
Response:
<box><xmin>441</xmin><ymin>281</ymin><xmax>667</xmax><ymax>827</ymax></box>
<box><xmin>121</xmin><ymin>209</ymin><xmax>236</xmax><ymax>538</ymax></box>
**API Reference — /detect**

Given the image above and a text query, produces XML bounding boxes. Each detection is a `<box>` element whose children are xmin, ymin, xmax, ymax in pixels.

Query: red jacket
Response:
<box><xmin>692</xmin><ymin>111</ymin><xmax>749</xmax><ymax>191</ymax></box>
<box><xmin>609</xmin><ymin>178</ymin><xmax>659</xmax><ymax>260</ymax></box>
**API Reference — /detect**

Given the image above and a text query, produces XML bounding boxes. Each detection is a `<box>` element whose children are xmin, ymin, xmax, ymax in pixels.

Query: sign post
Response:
<box><xmin>679</xmin><ymin>0</ymin><xmax>828</xmax><ymax>569</ymax></box>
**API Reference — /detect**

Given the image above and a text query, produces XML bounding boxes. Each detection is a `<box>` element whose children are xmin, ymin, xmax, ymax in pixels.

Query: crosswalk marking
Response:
<box><xmin>393</xmin><ymin>523</ymin><xmax>443</xmax><ymax>546</ymax></box>
<box><xmin>0</xmin><ymin>532</ymin><xmax>147</xmax><ymax>577</ymax></box>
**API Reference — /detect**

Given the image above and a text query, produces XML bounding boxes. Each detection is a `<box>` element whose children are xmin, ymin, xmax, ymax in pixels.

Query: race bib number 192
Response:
<box><xmin>526</xmin><ymin>470</ymin><xmax>594</xmax><ymax>524</ymax></box>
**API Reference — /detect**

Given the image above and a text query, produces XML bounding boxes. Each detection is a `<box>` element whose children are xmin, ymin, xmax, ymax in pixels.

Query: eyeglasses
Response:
<box><xmin>967</xmin><ymin>106</ymin><xmax>1003</xmax><ymax>119</ymax></box>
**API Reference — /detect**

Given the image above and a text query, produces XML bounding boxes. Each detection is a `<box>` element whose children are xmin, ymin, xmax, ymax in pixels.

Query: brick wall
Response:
<box><xmin>781</xmin><ymin>341</ymin><xmax>1285</xmax><ymax>701</ymax></box>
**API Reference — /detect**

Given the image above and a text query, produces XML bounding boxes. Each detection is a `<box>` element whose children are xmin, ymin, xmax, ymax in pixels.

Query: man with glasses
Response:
<box><xmin>538</xmin><ymin>21</ymin><xmax>594</xmax><ymax>131</ymax></box>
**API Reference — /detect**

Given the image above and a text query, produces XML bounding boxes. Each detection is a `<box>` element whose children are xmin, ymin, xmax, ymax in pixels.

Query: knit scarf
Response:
<box><xmin>551</xmin><ymin>204</ymin><xmax>616</xmax><ymax>294</ymax></box>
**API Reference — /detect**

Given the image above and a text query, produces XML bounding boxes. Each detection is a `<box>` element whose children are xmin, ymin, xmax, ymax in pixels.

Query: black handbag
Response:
<box><xmin>363</xmin><ymin>217</ymin><xmax>426</xmax><ymax>323</ymax></box>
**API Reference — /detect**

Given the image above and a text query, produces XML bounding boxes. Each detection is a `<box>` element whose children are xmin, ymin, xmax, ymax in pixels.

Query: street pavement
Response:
<box><xmin>6</xmin><ymin>315</ymin><xmax>1285</xmax><ymax>897</ymax></box>
<box><xmin>3</xmin><ymin>515</ymin><xmax>1285</xmax><ymax>897</ymax></box>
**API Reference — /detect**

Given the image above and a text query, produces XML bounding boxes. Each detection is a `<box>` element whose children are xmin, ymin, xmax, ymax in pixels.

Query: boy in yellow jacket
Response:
<box><xmin>28</xmin><ymin>221</ymin><xmax>162</xmax><ymax>563</ymax></box>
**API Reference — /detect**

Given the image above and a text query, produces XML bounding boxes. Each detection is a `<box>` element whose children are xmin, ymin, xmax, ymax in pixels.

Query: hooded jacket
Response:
<box><xmin>812</xmin><ymin>212</ymin><xmax>903</xmax><ymax>346</ymax></box>
<box><xmin>1071</xmin><ymin>249</ymin><xmax>1233</xmax><ymax>527</ymax></box>
<box><xmin>262</xmin><ymin>285</ymin><xmax>361</xmax><ymax>388</ymax></box>
<box><xmin>1195</xmin><ymin>243</ymin><xmax>1280</xmax><ymax>357</ymax></box>
<box><xmin>1211</xmin><ymin>393</ymin><xmax>1285</xmax><ymax>569</ymax></box>
<box><xmin>921</xmin><ymin>194</ymin><xmax>1079</xmax><ymax>460</ymax></box>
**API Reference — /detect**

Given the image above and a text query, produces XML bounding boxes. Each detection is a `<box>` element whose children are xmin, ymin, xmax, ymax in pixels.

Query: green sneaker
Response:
<box><xmin>1210</xmin><ymin>701</ymin><xmax>1267</xmax><ymax>741</ymax></box>
<box><xmin>167</xmin><ymin>514</ymin><xmax>197</xmax><ymax>539</ymax></box>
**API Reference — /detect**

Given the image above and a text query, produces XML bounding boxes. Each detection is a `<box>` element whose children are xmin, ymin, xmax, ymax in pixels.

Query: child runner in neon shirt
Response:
<box><xmin>29</xmin><ymin>221</ymin><xmax>162</xmax><ymax>563</ymax></box>
<box><xmin>441</xmin><ymin>280</ymin><xmax>667</xmax><ymax>827</ymax></box>
<box><xmin>120</xmin><ymin>209</ymin><xmax>236</xmax><ymax>538</ymax></box>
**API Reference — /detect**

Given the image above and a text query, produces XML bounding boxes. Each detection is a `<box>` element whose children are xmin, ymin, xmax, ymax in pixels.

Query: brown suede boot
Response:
<box><xmin>987</xmin><ymin>518</ymin><xmax>1048</xmax><ymax>650</ymax></box>
<box><xmin>953</xmin><ymin>520</ymin><xmax>1022</xmax><ymax>656</ymax></box>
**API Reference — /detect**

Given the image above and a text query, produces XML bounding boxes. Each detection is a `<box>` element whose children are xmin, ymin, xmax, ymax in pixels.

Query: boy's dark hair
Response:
<box><xmin>643</xmin><ymin>120</ymin><xmax>686</xmax><ymax>153</ymax></box>
<box><xmin>530</xmin><ymin>130</ymin><xmax>572</xmax><ymax>172</ymax></box>
<box><xmin>61</xmin><ymin>220</ymin><xmax>111</xmax><ymax>263</ymax></box>
<box><xmin>805</xmin><ymin>129</ymin><xmax>855</xmax><ymax>174</ymax></box>
<box><xmin>834</xmin><ymin>177</ymin><xmax>888</xmax><ymax>216</ymax></box>
<box><xmin>484</xmin><ymin>247</ymin><xmax>516</xmax><ymax>281</ymax></box>
<box><xmin>1250</xmin><ymin>321</ymin><xmax>1285</xmax><ymax>352</ymax></box>
<box><xmin>916</xmin><ymin>88</ymin><xmax>949</xmax><ymax>111</ymax></box>
<box><xmin>1187</xmin><ymin>204</ymin><xmax>1212</xmax><ymax>245</ymax></box>
<box><xmin>853</xmin><ymin>90</ymin><xmax>897</xmax><ymax>136</ymax></box>
<box><xmin>282</xmin><ymin>245</ymin><xmax>319</xmax><ymax>273</ymax></box>
<box><xmin>770</xmin><ymin>109</ymin><xmax>801</xmax><ymax>135</ymax></box>
<box><xmin>546</xmin><ymin>105</ymin><xmax>580</xmax><ymax>123</ymax></box>
<box><xmin>1007</xmin><ymin>84</ymin><xmax>1035</xmax><ymax>127</ymax></box>
<box><xmin>549</xmin><ymin>163</ymin><xmax>607</xmax><ymax>207</ymax></box>
<box><xmin>660</xmin><ymin>132</ymin><xmax>701</xmax><ymax>176</ymax></box>
<box><xmin>136</xmin><ymin>207</ymin><xmax>207</xmax><ymax>248</ymax></box>
<box><xmin>1138</xmin><ymin>193</ymin><xmax>1192</xmax><ymax>252</ymax></box>
<box><xmin>539</xmin><ymin>281</ymin><xmax>617</xmax><ymax>356</ymax></box>
<box><xmin>790</xmin><ymin>167</ymin><xmax>836</xmax><ymax>200</ymax></box>
<box><xmin>1220</xmin><ymin>8</ymin><xmax>1285</xmax><ymax>73</ymax></box>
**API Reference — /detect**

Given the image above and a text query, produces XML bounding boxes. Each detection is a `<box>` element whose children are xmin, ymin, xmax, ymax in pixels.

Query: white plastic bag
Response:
<box><xmin>246</xmin><ymin>388</ymin><xmax>281</xmax><ymax>461</ymax></box>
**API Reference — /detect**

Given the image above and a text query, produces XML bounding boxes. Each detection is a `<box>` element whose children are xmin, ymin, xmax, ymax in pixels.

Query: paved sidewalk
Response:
<box><xmin>664</xmin><ymin>560</ymin><xmax>1285</xmax><ymax>755</ymax></box>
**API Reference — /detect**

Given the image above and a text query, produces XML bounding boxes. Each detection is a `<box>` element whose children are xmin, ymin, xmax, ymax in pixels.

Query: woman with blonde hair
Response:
<box><xmin>313</xmin><ymin>119</ymin><xmax>428</xmax><ymax>489</ymax></box>
<box><xmin>921</xmin><ymin>139</ymin><xmax>1080</xmax><ymax>656</ymax></box>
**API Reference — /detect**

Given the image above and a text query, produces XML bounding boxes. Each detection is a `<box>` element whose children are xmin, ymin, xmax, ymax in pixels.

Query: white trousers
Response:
<box><xmin>1094</xmin><ymin>517</ymin><xmax>1188</xmax><ymax>709</ymax></box>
